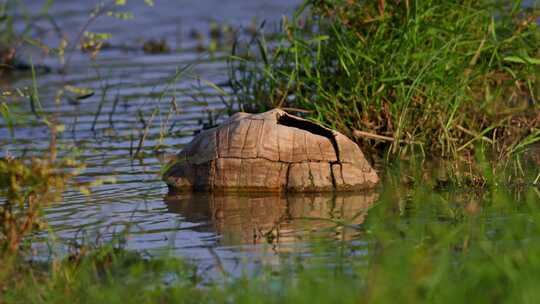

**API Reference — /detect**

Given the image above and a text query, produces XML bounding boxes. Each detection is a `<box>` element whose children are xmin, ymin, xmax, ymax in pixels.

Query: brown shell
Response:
<box><xmin>163</xmin><ymin>109</ymin><xmax>378</xmax><ymax>192</ymax></box>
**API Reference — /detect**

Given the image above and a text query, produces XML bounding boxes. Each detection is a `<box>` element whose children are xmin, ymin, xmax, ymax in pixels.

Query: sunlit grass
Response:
<box><xmin>229</xmin><ymin>0</ymin><xmax>540</xmax><ymax>168</ymax></box>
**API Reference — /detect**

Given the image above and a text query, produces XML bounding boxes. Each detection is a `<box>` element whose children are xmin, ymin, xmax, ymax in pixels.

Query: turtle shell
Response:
<box><xmin>163</xmin><ymin>109</ymin><xmax>379</xmax><ymax>192</ymax></box>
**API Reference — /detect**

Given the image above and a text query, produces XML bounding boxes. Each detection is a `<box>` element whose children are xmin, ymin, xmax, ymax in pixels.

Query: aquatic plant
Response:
<box><xmin>228</xmin><ymin>0</ymin><xmax>540</xmax><ymax>167</ymax></box>
<box><xmin>0</xmin><ymin>157</ymin><xmax>73</xmax><ymax>254</ymax></box>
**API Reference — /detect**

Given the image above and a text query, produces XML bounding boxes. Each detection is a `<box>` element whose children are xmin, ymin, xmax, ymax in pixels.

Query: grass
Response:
<box><xmin>228</xmin><ymin>0</ymin><xmax>540</xmax><ymax>169</ymax></box>
<box><xmin>1</xmin><ymin>161</ymin><xmax>540</xmax><ymax>303</ymax></box>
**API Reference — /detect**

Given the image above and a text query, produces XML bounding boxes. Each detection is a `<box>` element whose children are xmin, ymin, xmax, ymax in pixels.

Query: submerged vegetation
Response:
<box><xmin>1</xmin><ymin>0</ymin><xmax>540</xmax><ymax>303</ymax></box>
<box><xmin>229</xmin><ymin>0</ymin><xmax>540</xmax><ymax>175</ymax></box>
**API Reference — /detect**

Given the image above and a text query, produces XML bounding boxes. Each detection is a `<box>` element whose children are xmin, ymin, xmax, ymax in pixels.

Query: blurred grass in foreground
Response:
<box><xmin>1</xmin><ymin>156</ymin><xmax>540</xmax><ymax>303</ymax></box>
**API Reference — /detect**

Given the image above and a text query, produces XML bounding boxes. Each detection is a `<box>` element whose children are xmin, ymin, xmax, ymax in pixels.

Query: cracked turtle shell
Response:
<box><xmin>163</xmin><ymin>109</ymin><xmax>379</xmax><ymax>192</ymax></box>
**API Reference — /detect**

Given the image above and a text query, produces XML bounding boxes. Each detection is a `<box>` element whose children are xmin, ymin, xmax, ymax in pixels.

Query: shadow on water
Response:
<box><xmin>164</xmin><ymin>191</ymin><xmax>378</xmax><ymax>248</ymax></box>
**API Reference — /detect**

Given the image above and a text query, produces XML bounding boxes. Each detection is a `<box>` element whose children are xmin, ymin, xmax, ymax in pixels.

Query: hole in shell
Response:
<box><xmin>276</xmin><ymin>112</ymin><xmax>340</xmax><ymax>162</ymax></box>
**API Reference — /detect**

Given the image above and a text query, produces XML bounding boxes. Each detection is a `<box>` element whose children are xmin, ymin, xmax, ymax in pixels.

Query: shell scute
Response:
<box><xmin>277</xmin><ymin>124</ymin><xmax>295</xmax><ymax>163</ymax></box>
<box><xmin>184</xmin><ymin>128</ymin><xmax>218</xmax><ymax>165</ymax></box>
<box><xmin>257</xmin><ymin>120</ymin><xmax>280</xmax><ymax>161</ymax></box>
<box><xmin>242</xmin><ymin>119</ymin><xmax>263</xmax><ymax>159</ymax></box>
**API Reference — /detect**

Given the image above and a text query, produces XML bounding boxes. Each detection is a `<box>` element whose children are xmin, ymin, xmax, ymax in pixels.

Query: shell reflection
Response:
<box><xmin>164</xmin><ymin>191</ymin><xmax>378</xmax><ymax>248</ymax></box>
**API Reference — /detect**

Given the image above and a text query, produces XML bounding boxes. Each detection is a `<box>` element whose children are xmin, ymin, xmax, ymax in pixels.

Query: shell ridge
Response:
<box><xmin>216</xmin><ymin>124</ymin><xmax>221</xmax><ymax>158</ymax></box>
<box><xmin>303</xmin><ymin>132</ymin><xmax>308</xmax><ymax>161</ymax></box>
<box><xmin>285</xmin><ymin>163</ymin><xmax>291</xmax><ymax>191</ymax></box>
<box><xmin>276</xmin><ymin>120</ymin><xmax>281</xmax><ymax>162</ymax></box>
<box><xmin>241</xmin><ymin>119</ymin><xmax>253</xmax><ymax>158</ymax></box>
<box><xmin>257</xmin><ymin>120</ymin><xmax>265</xmax><ymax>158</ymax></box>
<box><xmin>291</xmin><ymin>125</ymin><xmax>297</xmax><ymax>162</ymax></box>
<box><xmin>227</xmin><ymin>121</ymin><xmax>234</xmax><ymax>157</ymax></box>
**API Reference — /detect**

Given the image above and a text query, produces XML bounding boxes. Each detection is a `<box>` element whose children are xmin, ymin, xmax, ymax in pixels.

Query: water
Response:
<box><xmin>0</xmin><ymin>0</ymin><xmax>382</xmax><ymax>273</ymax></box>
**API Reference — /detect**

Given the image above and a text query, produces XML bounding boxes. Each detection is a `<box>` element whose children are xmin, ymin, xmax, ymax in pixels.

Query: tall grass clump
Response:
<box><xmin>229</xmin><ymin>0</ymin><xmax>540</xmax><ymax>167</ymax></box>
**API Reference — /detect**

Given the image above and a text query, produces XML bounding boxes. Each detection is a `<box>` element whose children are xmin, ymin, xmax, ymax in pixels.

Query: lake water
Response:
<box><xmin>0</xmin><ymin>0</ymin><xmax>383</xmax><ymax>274</ymax></box>
<box><xmin>2</xmin><ymin>1</ymin><xmax>537</xmax><ymax>279</ymax></box>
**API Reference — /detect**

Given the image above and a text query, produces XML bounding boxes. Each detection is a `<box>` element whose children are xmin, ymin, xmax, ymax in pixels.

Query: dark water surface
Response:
<box><xmin>0</xmin><ymin>0</ymin><xmax>379</xmax><ymax>274</ymax></box>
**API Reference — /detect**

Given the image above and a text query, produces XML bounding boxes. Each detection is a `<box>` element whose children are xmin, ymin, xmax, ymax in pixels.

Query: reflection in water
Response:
<box><xmin>165</xmin><ymin>191</ymin><xmax>378</xmax><ymax>249</ymax></box>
